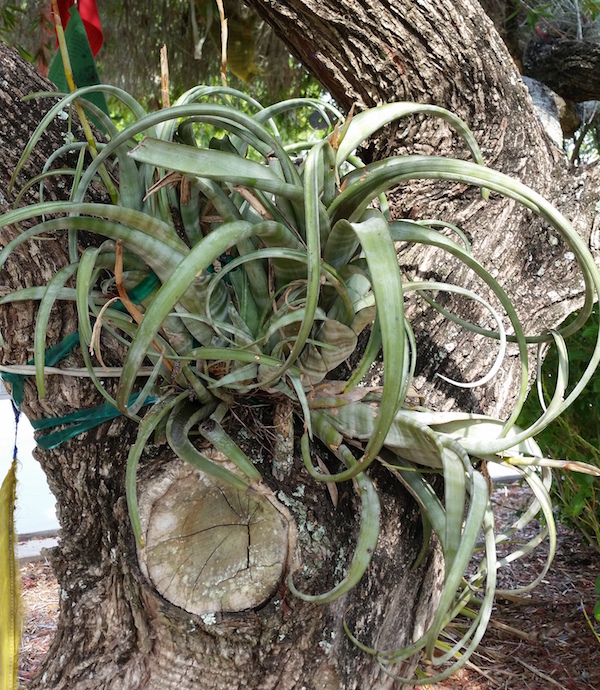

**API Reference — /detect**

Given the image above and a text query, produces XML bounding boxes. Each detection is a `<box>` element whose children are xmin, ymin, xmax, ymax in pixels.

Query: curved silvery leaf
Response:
<box><xmin>260</xmin><ymin>306</ymin><xmax>328</xmax><ymax>346</ymax></box>
<box><xmin>343</xmin><ymin>317</ymin><xmax>382</xmax><ymax>392</ymax></box>
<box><xmin>493</xmin><ymin>467</ymin><xmax>557</xmax><ymax>596</ymax></box>
<box><xmin>13</xmin><ymin>140</ymin><xmax>87</xmax><ymax>208</ymax></box>
<box><xmin>197</xmin><ymin>415</ymin><xmax>263</xmax><ymax>483</ymax></box>
<box><xmin>336</xmin><ymin>155</ymin><xmax>600</xmax><ymax>445</ymax></box>
<box><xmin>402</xmin><ymin>280</ymin><xmax>507</xmax><ymax>389</ymax></box>
<box><xmin>166</xmin><ymin>400</ymin><xmax>255</xmax><ymax>490</ymax></box>
<box><xmin>343</xmin><ymin>461</ymin><xmax>496</xmax><ymax>682</ymax></box>
<box><xmin>0</xmin><ymin>202</ymin><xmax>187</xmax><ymax>273</ymax></box>
<box><xmin>253</xmin><ymin>97</ymin><xmax>342</xmax><ymax>133</ymax></box>
<box><xmin>33</xmin><ymin>263</ymin><xmax>79</xmax><ymax>398</ymax></box>
<box><xmin>418</xmin><ymin>469</ymin><xmax>491</xmax><ymax>674</ymax></box>
<box><xmin>323</xmin><ymin>218</ymin><xmax>361</xmax><ymax>269</ymax></box>
<box><xmin>173</xmin><ymin>309</ymin><xmax>255</xmax><ymax>350</ymax></box>
<box><xmin>379</xmin><ymin>484</ymin><xmax>497</xmax><ymax>684</ymax></box>
<box><xmin>391</xmin><ymin>220</ymin><xmax>526</xmax><ymax>341</ymax></box>
<box><xmin>391</xmin><ymin>219</ymin><xmax>529</xmax><ymax>428</ymax></box>
<box><xmin>334</xmin><ymin>103</ymin><xmax>485</xmax><ymax>170</ymax></box>
<box><xmin>128</xmin><ymin>138</ymin><xmax>304</xmax><ymax>202</ymax></box>
<box><xmin>0</xmin><ymin>287</ymin><xmax>80</xmax><ymax>305</ymax></box>
<box><xmin>126</xmin><ymin>392</ymin><xmax>189</xmax><ymax>547</ymax></box>
<box><xmin>0</xmin><ymin>212</ymin><xmax>220</xmax><ymax>355</ymax></box>
<box><xmin>172</xmin><ymin>85</ymin><xmax>268</xmax><ymax>131</ymax></box>
<box><xmin>321</xmin><ymin>402</ymin><xmax>446</xmax><ymax>470</ymax></box>
<box><xmin>75</xmin><ymin>243</ymin><xmax>114</xmax><ymax>351</ymax></box>
<box><xmin>345</xmin><ymin>210</ymin><xmax>406</xmax><ymax>475</ymax></box>
<box><xmin>288</xmin><ymin>433</ymin><xmax>380</xmax><ymax>603</ymax></box>
<box><xmin>399</xmin><ymin>410</ymin><xmax>553</xmax><ymax>460</ymax></box>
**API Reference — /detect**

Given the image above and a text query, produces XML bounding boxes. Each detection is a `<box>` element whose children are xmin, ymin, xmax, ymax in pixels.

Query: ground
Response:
<box><xmin>17</xmin><ymin>484</ymin><xmax>600</xmax><ymax>690</ymax></box>
<box><xmin>18</xmin><ymin>560</ymin><xmax>58</xmax><ymax>686</ymax></box>
<box><xmin>428</xmin><ymin>484</ymin><xmax>600</xmax><ymax>690</ymax></box>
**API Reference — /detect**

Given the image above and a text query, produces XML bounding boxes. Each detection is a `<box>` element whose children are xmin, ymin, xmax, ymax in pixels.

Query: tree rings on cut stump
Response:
<box><xmin>140</xmin><ymin>464</ymin><xmax>290</xmax><ymax>615</ymax></box>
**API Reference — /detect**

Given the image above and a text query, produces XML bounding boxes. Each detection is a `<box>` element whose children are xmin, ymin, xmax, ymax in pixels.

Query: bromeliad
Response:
<box><xmin>1</xmin><ymin>85</ymin><xmax>600</xmax><ymax>683</ymax></box>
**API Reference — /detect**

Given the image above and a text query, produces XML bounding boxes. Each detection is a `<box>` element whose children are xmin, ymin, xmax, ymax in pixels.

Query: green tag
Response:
<box><xmin>48</xmin><ymin>5</ymin><xmax>109</xmax><ymax>120</ymax></box>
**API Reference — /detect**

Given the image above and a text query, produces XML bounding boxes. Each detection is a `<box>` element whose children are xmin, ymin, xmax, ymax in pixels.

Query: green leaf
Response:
<box><xmin>34</xmin><ymin>262</ymin><xmax>79</xmax><ymax>398</ymax></box>
<box><xmin>323</xmin><ymin>218</ymin><xmax>361</xmax><ymax>269</ymax></box>
<box><xmin>126</xmin><ymin>392</ymin><xmax>190</xmax><ymax>547</ymax></box>
<box><xmin>346</xmin><ymin>210</ymin><xmax>405</xmax><ymax>473</ymax></box>
<box><xmin>47</xmin><ymin>6</ymin><xmax>109</xmax><ymax>120</ymax></box>
<box><xmin>197</xmin><ymin>417</ymin><xmax>263</xmax><ymax>482</ymax></box>
<box><xmin>116</xmin><ymin>220</ymin><xmax>256</xmax><ymax>410</ymax></box>
<box><xmin>335</xmin><ymin>103</ymin><xmax>485</xmax><ymax>170</ymax></box>
<box><xmin>128</xmin><ymin>138</ymin><xmax>304</xmax><ymax>202</ymax></box>
<box><xmin>229</xmin><ymin>267</ymin><xmax>260</xmax><ymax>337</ymax></box>
<box><xmin>572</xmin><ymin>490</ymin><xmax>587</xmax><ymax>517</ymax></box>
<box><xmin>299</xmin><ymin>319</ymin><xmax>358</xmax><ymax>384</ymax></box>
<box><xmin>166</xmin><ymin>400</ymin><xmax>252</xmax><ymax>491</ymax></box>
<box><xmin>0</xmin><ymin>203</ymin><xmax>188</xmax><ymax>278</ymax></box>
<box><xmin>289</xmin><ymin>433</ymin><xmax>380</xmax><ymax>603</ymax></box>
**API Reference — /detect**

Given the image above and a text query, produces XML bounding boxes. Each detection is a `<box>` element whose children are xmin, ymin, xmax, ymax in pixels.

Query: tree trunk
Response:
<box><xmin>523</xmin><ymin>37</ymin><xmax>600</xmax><ymax>102</ymax></box>
<box><xmin>0</xmin><ymin>40</ymin><xmax>440</xmax><ymax>690</ymax></box>
<box><xmin>247</xmin><ymin>0</ymin><xmax>600</xmax><ymax>417</ymax></box>
<box><xmin>2</xmin><ymin>0</ymin><xmax>600</xmax><ymax>688</ymax></box>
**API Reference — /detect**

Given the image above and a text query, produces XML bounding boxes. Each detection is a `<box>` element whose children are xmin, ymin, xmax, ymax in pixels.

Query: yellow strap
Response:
<box><xmin>0</xmin><ymin>460</ymin><xmax>20</xmax><ymax>690</ymax></box>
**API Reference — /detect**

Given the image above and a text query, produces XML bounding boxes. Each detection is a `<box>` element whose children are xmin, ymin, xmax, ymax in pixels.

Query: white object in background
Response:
<box><xmin>0</xmin><ymin>395</ymin><xmax>60</xmax><ymax>536</ymax></box>
<box><xmin>486</xmin><ymin>460</ymin><xmax>521</xmax><ymax>483</ymax></box>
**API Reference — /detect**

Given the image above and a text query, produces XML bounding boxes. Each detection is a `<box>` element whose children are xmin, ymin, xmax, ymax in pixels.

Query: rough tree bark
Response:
<box><xmin>1</xmin><ymin>43</ymin><xmax>441</xmax><ymax>690</ymax></box>
<box><xmin>246</xmin><ymin>0</ymin><xmax>600</xmax><ymax>416</ymax></box>
<box><xmin>476</xmin><ymin>1</ymin><xmax>600</xmax><ymax>105</ymax></box>
<box><xmin>1</xmin><ymin>1</ymin><xmax>599</xmax><ymax>689</ymax></box>
<box><xmin>524</xmin><ymin>38</ymin><xmax>600</xmax><ymax>102</ymax></box>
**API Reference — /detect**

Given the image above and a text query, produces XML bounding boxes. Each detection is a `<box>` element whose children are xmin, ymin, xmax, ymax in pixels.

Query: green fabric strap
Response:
<box><xmin>1</xmin><ymin>272</ymin><xmax>159</xmax><ymax>408</ymax></box>
<box><xmin>32</xmin><ymin>394</ymin><xmax>158</xmax><ymax>450</ymax></box>
<box><xmin>0</xmin><ymin>273</ymin><xmax>161</xmax><ymax>447</ymax></box>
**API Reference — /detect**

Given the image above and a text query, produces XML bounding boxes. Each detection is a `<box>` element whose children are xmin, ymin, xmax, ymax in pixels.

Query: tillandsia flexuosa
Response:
<box><xmin>1</xmin><ymin>85</ymin><xmax>600</xmax><ymax>683</ymax></box>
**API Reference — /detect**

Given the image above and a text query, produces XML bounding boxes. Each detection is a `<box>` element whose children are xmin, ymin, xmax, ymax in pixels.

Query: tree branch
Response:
<box><xmin>524</xmin><ymin>38</ymin><xmax>600</xmax><ymax>102</ymax></box>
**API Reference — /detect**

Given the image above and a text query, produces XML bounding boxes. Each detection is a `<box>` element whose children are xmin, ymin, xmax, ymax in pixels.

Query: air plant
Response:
<box><xmin>1</xmin><ymin>82</ymin><xmax>600</xmax><ymax>683</ymax></box>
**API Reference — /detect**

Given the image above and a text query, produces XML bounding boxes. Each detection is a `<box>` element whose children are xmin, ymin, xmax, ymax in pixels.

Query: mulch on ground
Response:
<box><xmin>17</xmin><ymin>485</ymin><xmax>600</xmax><ymax>689</ymax></box>
<box><xmin>19</xmin><ymin>560</ymin><xmax>59</xmax><ymax>687</ymax></box>
<box><xmin>425</xmin><ymin>484</ymin><xmax>600</xmax><ymax>690</ymax></box>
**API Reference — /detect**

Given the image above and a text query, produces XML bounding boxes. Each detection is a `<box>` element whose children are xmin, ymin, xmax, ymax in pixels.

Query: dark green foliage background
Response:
<box><xmin>518</xmin><ymin>305</ymin><xmax>600</xmax><ymax>618</ymax></box>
